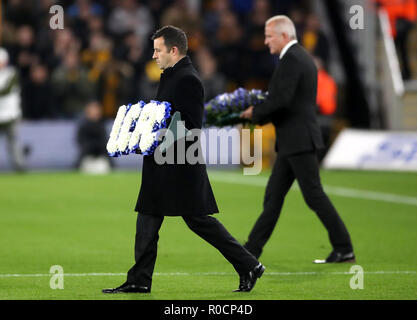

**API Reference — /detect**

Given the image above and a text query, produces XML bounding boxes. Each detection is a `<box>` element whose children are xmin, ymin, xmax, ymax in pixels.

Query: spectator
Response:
<box><xmin>79</xmin><ymin>29</ymin><xmax>135</xmax><ymax>118</ymax></box>
<box><xmin>301</xmin><ymin>13</ymin><xmax>330</xmax><ymax>68</ymax></box>
<box><xmin>112</xmin><ymin>31</ymin><xmax>146</xmax><ymax>74</ymax></box>
<box><xmin>160</xmin><ymin>0</ymin><xmax>203</xmax><ymax>54</ymax></box>
<box><xmin>50</xmin><ymin>29</ymin><xmax>81</xmax><ymax>70</ymax></box>
<box><xmin>0</xmin><ymin>0</ymin><xmax>344</xmax><ymax>125</ymax></box>
<box><xmin>243</xmin><ymin>0</ymin><xmax>275</xmax><ymax>81</ymax></box>
<box><xmin>8</xmin><ymin>25</ymin><xmax>38</xmax><ymax>76</ymax></box>
<box><xmin>51</xmin><ymin>50</ymin><xmax>95</xmax><ymax>119</ymax></box>
<box><xmin>67</xmin><ymin>0</ymin><xmax>105</xmax><ymax>18</ymax></box>
<box><xmin>147</xmin><ymin>0</ymin><xmax>171</xmax><ymax>22</ymax></box>
<box><xmin>288</xmin><ymin>7</ymin><xmax>305</xmax><ymax>38</ymax></box>
<box><xmin>76</xmin><ymin>100</ymin><xmax>111</xmax><ymax>172</ymax></box>
<box><xmin>81</xmin><ymin>31</ymin><xmax>112</xmax><ymax>83</ymax></box>
<box><xmin>68</xmin><ymin>0</ymin><xmax>105</xmax><ymax>49</ymax></box>
<box><xmin>87</xmin><ymin>15</ymin><xmax>106</xmax><ymax>35</ymax></box>
<box><xmin>111</xmin><ymin>31</ymin><xmax>147</xmax><ymax>103</ymax></box>
<box><xmin>231</xmin><ymin>0</ymin><xmax>253</xmax><ymax>19</ymax></box>
<box><xmin>195</xmin><ymin>46</ymin><xmax>227</xmax><ymax>101</ymax></box>
<box><xmin>22</xmin><ymin>64</ymin><xmax>55</xmax><ymax>119</ymax></box>
<box><xmin>250</xmin><ymin>0</ymin><xmax>271</xmax><ymax>27</ymax></box>
<box><xmin>215</xmin><ymin>10</ymin><xmax>244</xmax><ymax>51</ymax></box>
<box><xmin>31</xmin><ymin>0</ymin><xmax>63</xmax><ymax>69</ymax></box>
<box><xmin>4</xmin><ymin>0</ymin><xmax>36</xmax><ymax>28</ymax></box>
<box><xmin>211</xmin><ymin>10</ymin><xmax>244</xmax><ymax>85</ymax></box>
<box><xmin>8</xmin><ymin>25</ymin><xmax>41</xmax><ymax>119</ymax></box>
<box><xmin>161</xmin><ymin>0</ymin><xmax>201</xmax><ymax>34</ymax></box>
<box><xmin>0</xmin><ymin>48</ymin><xmax>26</xmax><ymax>172</ymax></box>
<box><xmin>203</xmin><ymin>0</ymin><xmax>231</xmax><ymax>37</ymax></box>
<box><xmin>108</xmin><ymin>0</ymin><xmax>154</xmax><ymax>50</ymax></box>
<box><xmin>137</xmin><ymin>59</ymin><xmax>162</xmax><ymax>102</ymax></box>
<box><xmin>96</xmin><ymin>59</ymin><xmax>135</xmax><ymax>119</ymax></box>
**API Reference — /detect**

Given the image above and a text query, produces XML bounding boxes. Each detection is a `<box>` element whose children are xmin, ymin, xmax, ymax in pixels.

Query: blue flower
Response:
<box><xmin>203</xmin><ymin>88</ymin><xmax>268</xmax><ymax>127</ymax></box>
<box><xmin>107</xmin><ymin>100</ymin><xmax>172</xmax><ymax>157</ymax></box>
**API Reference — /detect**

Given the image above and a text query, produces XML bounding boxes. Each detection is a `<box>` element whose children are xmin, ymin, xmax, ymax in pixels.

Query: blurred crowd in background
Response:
<box><xmin>1</xmin><ymin>0</ymin><xmax>416</xmax><ymax>172</ymax></box>
<box><xmin>1</xmin><ymin>0</ymin><xmax>339</xmax><ymax>121</ymax></box>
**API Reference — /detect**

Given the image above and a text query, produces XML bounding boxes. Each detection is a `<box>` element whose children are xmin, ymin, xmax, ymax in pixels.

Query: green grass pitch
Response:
<box><xmin>1</xmin><ymin>169</ymin><xmax>416</xmax><ymax>300</ymax></box>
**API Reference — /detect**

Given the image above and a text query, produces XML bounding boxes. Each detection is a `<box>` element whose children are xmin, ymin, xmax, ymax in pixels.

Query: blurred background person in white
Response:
<box><xmin>0</xmin><ymin>48</ymin><xmax>26</xmax><ymax>172</ymax></box>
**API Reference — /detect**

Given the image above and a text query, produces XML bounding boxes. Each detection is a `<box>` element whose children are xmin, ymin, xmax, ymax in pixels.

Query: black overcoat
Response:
<box><xmin>135</xmin><ymin>56</ymin><xmax>219</xmax><ymax>216</ymax></box>
<box><xmin>252</xmin><ymin>43</ymin><xmax>324</xmax><ymax>155</ymax></box>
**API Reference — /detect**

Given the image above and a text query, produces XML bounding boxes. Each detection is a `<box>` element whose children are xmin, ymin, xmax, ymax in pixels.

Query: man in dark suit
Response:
<box><xmin>240</xmin><ymin>16</ymin><xmax>355</xmax><ymax>264</ymax></box>
<box><xmin>103</xmin><ymin>26</ymin><xmax>264</xmax><ymax>294</ymax></box>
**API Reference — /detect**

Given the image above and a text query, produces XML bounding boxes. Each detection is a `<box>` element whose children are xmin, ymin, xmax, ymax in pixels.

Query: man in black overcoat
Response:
<box><xmin>103</xmin><ymin>26</ymin><xmax>264</xmax><ymax>294</ymax></box>
<box><xmin>240</xmin><ymin>16</ymin><xmax>355</xmax><ymax>263</ymax></box>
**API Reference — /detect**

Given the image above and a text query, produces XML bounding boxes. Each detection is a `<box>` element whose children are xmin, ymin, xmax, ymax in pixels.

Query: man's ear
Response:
<box><xmin>171</xmin><ymin>46</ymin><xmax>179</xmax><ymax>55</ymax></box>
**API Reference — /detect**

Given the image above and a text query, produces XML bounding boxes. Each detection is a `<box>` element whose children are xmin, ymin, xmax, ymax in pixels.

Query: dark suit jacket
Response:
<box><xmin>252</xmin><ymin>43</ymin><xmax>324</xmax><ymax>155</ymax></box>
<box><xmin>135</xmin><ymin>56</ymin><xmax>219</xmax><ymax>216</ymax></box>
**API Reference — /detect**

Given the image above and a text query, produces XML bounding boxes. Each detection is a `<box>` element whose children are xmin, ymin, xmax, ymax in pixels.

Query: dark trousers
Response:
<box><xmin>244</xmin><ymin>151</ymin><xmax>353</xmax><ymax>258</ymax></box>
<box><xmin>127</xmin><ymin>214</ymin><xmax>259</xmax><ymax>288</ymax></box>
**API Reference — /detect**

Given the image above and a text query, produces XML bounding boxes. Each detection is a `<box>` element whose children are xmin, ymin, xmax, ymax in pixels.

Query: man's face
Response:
<box><xmin>153</xmin><ymin>37</ymin><xmax>173</xmax><ymax>70</ymax></box>
<box><xmin>264</xmin><ymin>23</ymin><xmax>286</xmax><ymax>55</ymax></box>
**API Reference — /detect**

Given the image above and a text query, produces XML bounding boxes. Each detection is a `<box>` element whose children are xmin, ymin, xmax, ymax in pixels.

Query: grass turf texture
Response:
<box><xmin>1</xmin><ymin>169</ymin><xmax>416</xmax><ymax>300</ymax></box>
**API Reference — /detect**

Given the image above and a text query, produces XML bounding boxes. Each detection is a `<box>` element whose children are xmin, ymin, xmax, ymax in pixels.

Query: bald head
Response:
<box><xmin>264</xmin><ymin>15</ymin><xmax>297</xmax><ymax>55</ymax></box>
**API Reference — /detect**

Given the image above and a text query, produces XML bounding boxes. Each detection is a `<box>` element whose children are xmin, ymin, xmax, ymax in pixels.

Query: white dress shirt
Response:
<box><xmin>279</xmin><ymin>39</ymin><xmax>298</xmax><ymax>60</ymax></box>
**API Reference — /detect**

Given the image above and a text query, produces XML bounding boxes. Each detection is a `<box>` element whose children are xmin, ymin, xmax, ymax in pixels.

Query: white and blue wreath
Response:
<box><xmin>106</xmin><ymin>100</ymin><xmax>171</xmax><ymax>156</ymax></box>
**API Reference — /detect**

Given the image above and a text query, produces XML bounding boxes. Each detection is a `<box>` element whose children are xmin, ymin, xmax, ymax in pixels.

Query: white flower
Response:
<box><xmin>139</xmin><ymin>131</ymin><xmax>157</xmax><ymax>153</ymax></box>
<box><xmin>106</xmin><ymin>105</ymin><xmax>127</xmax><ymax>154</ymax></box>
<box><xmin>136</xmin><ymin>101</ymin><xmax>170</xmax><ymax>154</ymax></box>
<box><xmin>107</xmin><ymin>100</ymin><xmax>171</xmax><ymax>156</ymax></box>
<box><xmin>117</xmin><ymin>103</ymin><xmax>143</xmax><ymax>153</ymax></box>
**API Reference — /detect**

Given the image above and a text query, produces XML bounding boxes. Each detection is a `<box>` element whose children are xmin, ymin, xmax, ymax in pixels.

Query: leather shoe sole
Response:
<box><xmin>102</xmin><ymin>284</ymin><xmax>150</xmax><ymax>294</ymax></box>
<box><xmin>313</xmin><ymin>252</ymin><xmax>356</xmax><ymax>264</ymax></box>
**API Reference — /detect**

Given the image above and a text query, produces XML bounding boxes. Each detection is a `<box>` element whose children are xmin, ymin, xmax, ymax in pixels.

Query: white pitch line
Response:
<box><xmin>208</xmin><ymin>172</ymin><xmax>417</xmax><ymax>206</ymax></box>
<box><xmin>1</xmin><ymin>271</ymin><xmax>416</xmax><ymax>278</ymax></box>
<box><xmin>320</xmin><ymin>185</ymin><xmax>417</xmax><ymax>206</ymax></box>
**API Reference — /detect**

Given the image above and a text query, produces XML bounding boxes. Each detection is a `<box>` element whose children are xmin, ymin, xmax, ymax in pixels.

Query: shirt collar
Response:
<box><xmin>279</xmin><ymin>40</ymin><xmax>298</xmax><ymax>60</ymax></box>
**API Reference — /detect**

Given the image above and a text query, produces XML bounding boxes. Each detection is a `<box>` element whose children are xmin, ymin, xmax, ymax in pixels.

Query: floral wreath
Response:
<box><xmin>106</xmin><ymin>100</ymin><xmax>171</xmax><ymax>157</ymax></box>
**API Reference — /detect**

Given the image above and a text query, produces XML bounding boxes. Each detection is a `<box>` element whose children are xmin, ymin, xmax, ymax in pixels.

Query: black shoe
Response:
<box><xmin>102</xmin><ymin>282</ymin><xmax>150</xmax><ymax>294</ymax></box>
<box><xmin>234</xmin><ymin>263</ymin><xmax>265</xmax><ymax>292</ymax></box>
<box><xmin>313</xmin><ymin>251</ymin><xmax>356</xmax><ymax>264</ymax></box>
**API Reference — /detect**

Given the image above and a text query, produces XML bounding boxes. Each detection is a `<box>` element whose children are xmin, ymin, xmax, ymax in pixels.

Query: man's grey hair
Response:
<box><xmin>266</xmin><ymin>15</ymin><xmax>297</xmax><ymax>40</ymax></box>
